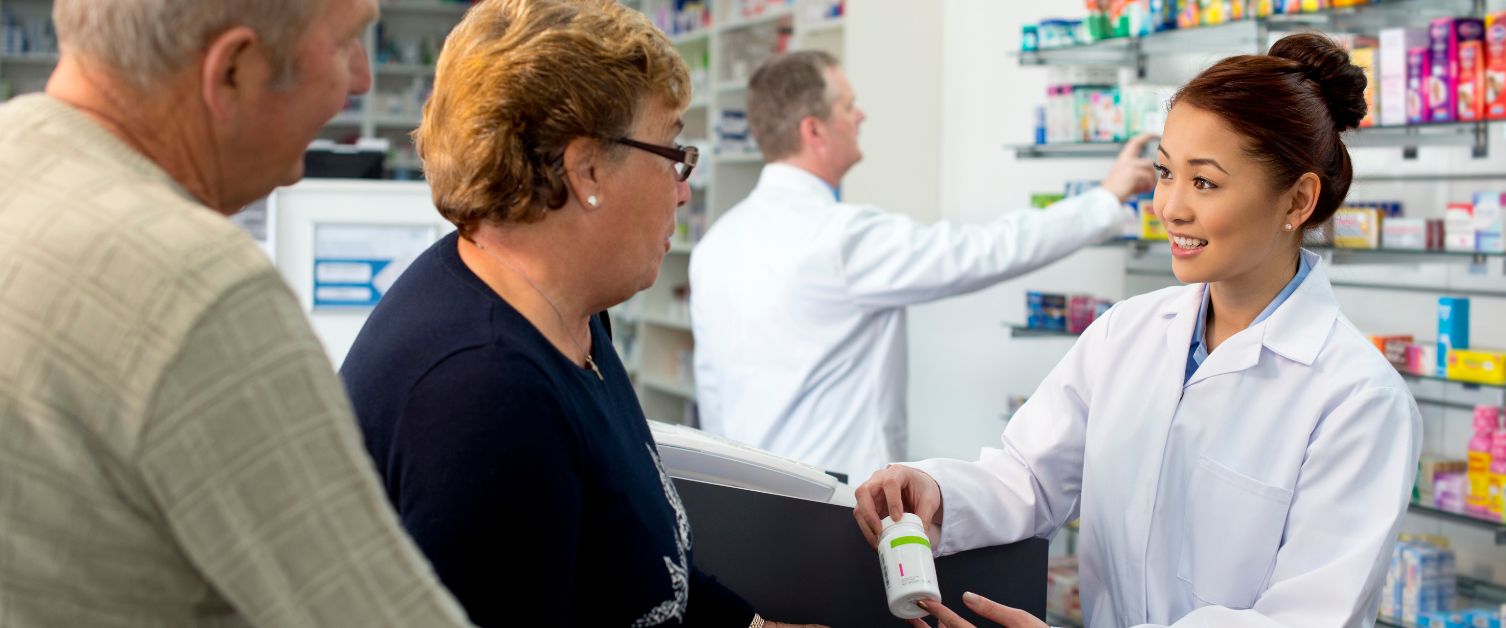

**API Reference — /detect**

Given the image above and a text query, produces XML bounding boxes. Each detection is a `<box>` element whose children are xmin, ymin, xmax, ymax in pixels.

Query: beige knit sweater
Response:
<box><xmin>0</xmin><ymin>94</ymin><xmax>472</xmax><ymax>628</ymax></box>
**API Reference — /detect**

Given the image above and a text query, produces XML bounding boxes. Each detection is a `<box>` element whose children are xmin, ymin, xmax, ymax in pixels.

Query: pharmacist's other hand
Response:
<box><xmin>764</xmin><ymin>621</ymin><xmax>828</xmax><ymax>628</ymax></box>
<box><xmin>1100</xmin><ymin>132</ymin><xmax>1158</xmax><ymax>202</ymax></box>
<box><xmin>906</xmin><ymin>593</ymin><xmax>1047</xmax><ymax>628</ymax></box>
<box><xmin>853</xmin><ymin>464</ymin><xmax>942</xmax><ymax>549</ymax></box>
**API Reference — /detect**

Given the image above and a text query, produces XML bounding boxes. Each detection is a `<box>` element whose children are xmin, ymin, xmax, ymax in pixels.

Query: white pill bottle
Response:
<box><xmin>877</xmin><ymin>513</ymin><xmax>941</xmax><ymax>619</ymax></box>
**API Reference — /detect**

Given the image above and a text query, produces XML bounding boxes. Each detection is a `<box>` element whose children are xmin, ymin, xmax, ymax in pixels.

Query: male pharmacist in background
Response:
<box><xmin>690</xmin><ymin>50</ymin><xmax>1157</xmax><ymax>483</ymax></box>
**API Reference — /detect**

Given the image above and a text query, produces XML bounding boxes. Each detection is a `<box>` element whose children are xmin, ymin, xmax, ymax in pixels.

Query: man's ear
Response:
<box><xmin>200</xmin><ymin>26</ymin><xmax>266</xmax><ymax>123</ymax></box>
<box><xmin>798</xmin><ymin>115</ymin><xmax>824</xmax><ymax>151</ymax></box>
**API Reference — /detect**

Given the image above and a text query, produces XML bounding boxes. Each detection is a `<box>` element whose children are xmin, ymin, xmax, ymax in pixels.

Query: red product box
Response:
<box><xmin>1459</xmin><ymin>20</ymin><xmax>1487</xmax><ymax>121</ymax></box>
<box><xmin>1488</xmin><ymin>12</ymin><xmax>1506</xmax><ymax>119</ymax></box>
<box><xmin>1427</xmin><ymin>218</ymin><xmax>1446</xmax><ymax>250</ymax></box>
<box><xmin>1067</xmin><ymin>295</ymin><xmax>1098</xmax><ymax>335</ymax></box>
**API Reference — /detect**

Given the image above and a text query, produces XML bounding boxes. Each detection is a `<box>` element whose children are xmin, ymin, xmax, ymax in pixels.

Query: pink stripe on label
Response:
<box><xmin>899</xmin><ymin>563</ymin><xmax>905</xmax><ymax>577</ymax></box>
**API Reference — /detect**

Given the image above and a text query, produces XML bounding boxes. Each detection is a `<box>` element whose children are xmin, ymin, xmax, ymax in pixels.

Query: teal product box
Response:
<box><xmin>1149</xmin><ymin>0</ymin><xmax>1178</xmax><ymax>32</ymax></box>
<box><xmin>1462</xmin><ymin>609</ymin><xmax>1501</xmax><ymax>628</ymax></box>
<box><xmin>1438</xmin><ymin>296</ymin><xmax>1471</xmax><ymax>374</ymax></box>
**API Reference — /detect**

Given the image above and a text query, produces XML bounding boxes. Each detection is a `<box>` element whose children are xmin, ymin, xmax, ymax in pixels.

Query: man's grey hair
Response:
<box><xmin>746</xmin><ymin>50</ymin><xmax>840</xmax><ymax>162</ymax></box>
<box><xmin>53</xmin><ymin>0</ymin><xmax>329</xmax><ymax>90</ymax></box>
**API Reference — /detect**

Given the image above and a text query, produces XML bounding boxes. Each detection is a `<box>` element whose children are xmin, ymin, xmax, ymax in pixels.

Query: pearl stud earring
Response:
<box><xmin>1284</xmin><ymin>223</ymin><xmax>1293</xmax><ymax>231</ymax></box>
<box><xmin>587</xmin><ymin>195</ymin><xmax>599</xmax><ymax>207</ymax></box>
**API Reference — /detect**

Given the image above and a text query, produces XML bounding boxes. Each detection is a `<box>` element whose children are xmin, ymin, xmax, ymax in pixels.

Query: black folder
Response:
<box><xmin>675</xmin><ymin>478</ymin><xmax>1049</xmax><ymax>627</ymax></box>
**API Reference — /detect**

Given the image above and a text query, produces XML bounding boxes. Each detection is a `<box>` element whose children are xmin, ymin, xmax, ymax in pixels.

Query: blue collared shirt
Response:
<box><xmin>1185</xmin><ymin>253</ymin><xmax>1312</xmax><ymax>383</ymax></box>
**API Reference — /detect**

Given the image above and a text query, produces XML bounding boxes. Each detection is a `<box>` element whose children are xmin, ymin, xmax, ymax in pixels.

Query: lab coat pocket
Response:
<box><xmin>1176</xmin><ymin>456</ymin><xmax>1293</xmax><ymax>609</ymax></box>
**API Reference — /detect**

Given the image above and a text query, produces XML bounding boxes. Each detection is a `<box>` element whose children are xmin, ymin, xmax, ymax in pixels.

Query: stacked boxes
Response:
<box><xmin>1378</xmin><ymin>536</ymin><xmax>1456</xmax><ymax>623</ymax></box>
<box><xmin>1488</xmin><ymin>13</ymin><xmax>1506</xmax><ymax>119</ymax></box>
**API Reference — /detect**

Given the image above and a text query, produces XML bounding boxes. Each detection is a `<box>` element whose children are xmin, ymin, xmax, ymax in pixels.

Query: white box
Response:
<box><xmin>1381</xmin><ymin>28</ymin><xmax>1430</xmax><ymax>126</ymax></box>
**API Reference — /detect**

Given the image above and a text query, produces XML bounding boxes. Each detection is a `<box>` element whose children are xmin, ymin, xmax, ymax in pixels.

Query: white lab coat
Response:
<box><xmin>907</xmin><ymin>250</ymin><xmax>1422</xmax><ymax>628</ymax></box>
<box><xmin>690</xmin><ymin>163</ymin><xmax>1127</xmax><ymax>482</ymax></box>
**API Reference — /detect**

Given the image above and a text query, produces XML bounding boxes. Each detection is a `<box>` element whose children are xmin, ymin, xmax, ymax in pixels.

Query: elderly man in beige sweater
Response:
<box><xmin>0</xmin><ymin>1</ymin><xmax>473</xmax><ymax>627</ymax></box>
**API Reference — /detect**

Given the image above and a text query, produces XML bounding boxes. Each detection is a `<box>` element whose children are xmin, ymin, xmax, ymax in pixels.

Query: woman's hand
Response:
<box><xmin>853</xmin><ymin>464</ymin><xmax>944</xmax><ymax>548</ymax></box>
<box><xmin>904</xmin><ymin>592</ymin><xmax>1047</xmax><ymax>628</ymax></box>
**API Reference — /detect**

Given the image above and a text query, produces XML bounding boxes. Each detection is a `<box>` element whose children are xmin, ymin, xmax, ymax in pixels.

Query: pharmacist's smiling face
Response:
<box><xmin>1151</xmin><ymin>103</ymin><xmax>1295</xmax><ymax>286</ymax></box>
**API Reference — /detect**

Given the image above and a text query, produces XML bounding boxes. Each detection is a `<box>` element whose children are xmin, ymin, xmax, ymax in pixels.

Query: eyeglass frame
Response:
<box><xmin>612</xmin><ymin>137</ymin><xmax>699</xmax><ymax>182</ymax></box>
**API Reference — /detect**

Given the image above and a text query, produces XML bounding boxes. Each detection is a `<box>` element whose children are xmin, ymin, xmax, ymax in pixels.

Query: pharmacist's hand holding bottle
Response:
<box><xmin>853</xmin><ymin>464</ymin><xmax>944</xmax><ymax>549</ymax></box>
<box><xmin>1100</xmin><ymin>133</ymin><xmax>1159</xmax><ymax>202</ymax></box>
<box><xmin>904</xmin><ymin>593</ymin><xmax>1047</xmax><ymax>628</ymax></box>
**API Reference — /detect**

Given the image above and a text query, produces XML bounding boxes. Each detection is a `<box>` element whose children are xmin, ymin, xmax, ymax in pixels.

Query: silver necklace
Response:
<box><xmin>470</xmin><ymin>237</ymin><xmax>603</xmax><ymax>381</ymax></box>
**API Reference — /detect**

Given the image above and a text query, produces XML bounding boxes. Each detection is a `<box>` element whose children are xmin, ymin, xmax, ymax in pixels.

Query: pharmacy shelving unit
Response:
<box><xmin>613</xmin><ymin>0</ymin><xmax>845</xmax><ymax>423</ymax></box>
<box><xmin>1013</xmin><ymin>0</ymin><xmax>1506</xmax><ymax>618</ymax></box>
<box><xmin>0</xmin><ymin>0</ymin><xmax>473</xmax><ymax>178</ymax></box>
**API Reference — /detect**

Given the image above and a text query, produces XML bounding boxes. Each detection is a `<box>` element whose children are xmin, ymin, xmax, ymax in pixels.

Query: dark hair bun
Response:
<box><xmin>1268</xmin><ymin>32</ymin><xmax>1368</xmax><ymax>132</ymax></box>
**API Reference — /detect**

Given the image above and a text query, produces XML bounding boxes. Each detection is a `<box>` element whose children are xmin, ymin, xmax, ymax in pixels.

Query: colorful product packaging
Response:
<box><xmin>1474</xmin><ymin>191</ymin><xmax>1505</xmax><ymax>253</ymax></box>
<box><xmin>1445</xmin><ymin>203</ymin><xmax>1477</xmax><ymax>252</ymax></box>
<box><xmin>1408</xmin><ymin>343</ymin><xmax>1436</xmax><ymax>376</ymax></box>
<box><xmin>1435</xmin><ymin>471</ymin><xmax>1465</xmax><ymax>511</ymax></box>
<box><xmin>1429</xmin><ymin>18</ymin><xmax>1486</xmax><ymax>123</ymax></box>
<box><xmin>1149</xmin><ymin>0</ymin><xmax>1179</xmax><ymax>32</ymax></box>
<box><xmin>1383</xmin><ymin>217</ymin><xmax>1429</xmax><ymax>250</ymax></box>
<box><xmin>1459</xmin><ymin>20</ymin><xmax>1488</xmax><ymax>122</ymax></box>
<box><xmin>1202</xmin><ymin>0</ymin><xmax>1227</xmax><ymax>25</ymax></box>
<box><xmin>1438</xmin><ymin>296</ymin><xmax>1471</xmax><ymax>376</ymax></box>
<box><xmin>1351</xmin><ymin>46</ymin><xmax>1377</xmax><ymax>127</ymax></box>
<box><xmin>1178</xmin><ymin>0</ymin><xmax>1199</xmax><ymax>28</ymax></box>
<box><xmin>1488</xmin><ymin>13</ymin><xmax>1506</xmax><ymax>119</ymax></box>
<box><xmin>1381</xmin><ymin>28</ymin><xmax>1430</xmax><ymax>126</ymax></box>
<box><xmin>1448</xmin><ymin>349</ymin><xmax>1506</xmax><ymax>386</ymax></box>
<box><xmin>1068</xmin><ymin>295</ymin><xmax>1099</xmax><ymax>334</ymax></box>
<box><xmin>1372</xmin><ymin>334</ymin><xmax>1414</xmax><ymax>369</ymax></box>
<box><xmin>1141</xmin><ymin>207</ymin><xmax>1168</xmax><ymax>241</ymax></box>
<box><xmin>1333</xmin><ymin>207</ymin><xmax>1383</xmax><ymax>248</ymax></box>
<box><xmin>1027</xmin><ymin>291</ymin><xmax>1068</xmax><ymax>331</ymax></box>
<box><xmin>1408</xmin><ymin>47</ymin><xmax>1432</xmax><ymax>125</ymax></box>
<box><xmin>1417</xmin><ymin>456</ymin><xmax>1468</xmax><ymax>507</ymax></box>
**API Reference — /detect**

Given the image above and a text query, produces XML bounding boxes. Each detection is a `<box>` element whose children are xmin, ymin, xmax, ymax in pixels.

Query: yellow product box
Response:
<box><xmin>1446</xmin><ymin>348</ymin><xmax>1506</xmax><ymax>385</ymax></box>
<box><xmin>1300</xmin><ymin>0</ymin><xmax>1328</xmax><ymax>11</ymax></box>
<box><xmin>1141</xmin><ymin>208</ymin><xmax>1168</xmax><ymax>241</ymax></box>
<box><xmin>1202</xmin><ymin>0</ymin><xmax>1226</xmax><ymax>25</ymax></box>
<box><xmin>1332</xmin><ymin>207</ymin><xmax>1383</xmax><ymax>248</ymax></box>
<box><xmin>1350</xmin><ymin>47</ymin><xmax>1377</xmax><ymax>127</ymax></box>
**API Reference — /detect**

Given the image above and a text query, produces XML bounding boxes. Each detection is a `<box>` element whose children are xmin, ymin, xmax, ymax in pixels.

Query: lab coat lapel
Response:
<box><xmin>1187</xmin><ymin>250</ymin><xmax>1337</xmax><ymax>386</ymax></box>
<box><xmin>1260</xmin><ymin>250</ymin><xmax>1338</xmax><ymax>367</ymax></box>
<box><xmin>1184</xmin><ymin>329</ymin><xmax>1263</xmax><ymax>387</ymax></box>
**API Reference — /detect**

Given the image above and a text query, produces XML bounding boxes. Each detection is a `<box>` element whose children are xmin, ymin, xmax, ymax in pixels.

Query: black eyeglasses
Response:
<box><xmin>613</xmin><ymin>137</ymin><xmax>699</xmax><ymax>182</ymax></box>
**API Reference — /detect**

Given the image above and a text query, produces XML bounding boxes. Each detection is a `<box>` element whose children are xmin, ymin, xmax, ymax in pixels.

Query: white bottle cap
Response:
<box><xmin>882</xmin><ymin>512</ymin><xmax>924</xmax><ymax>530</ymax></box>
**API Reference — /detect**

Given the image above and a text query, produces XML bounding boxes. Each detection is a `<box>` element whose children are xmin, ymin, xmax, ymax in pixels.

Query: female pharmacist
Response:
<box><xmin>855</xmin><ymin>33</ymin><xmax>1421</xmax><ymax>628</ymax></box>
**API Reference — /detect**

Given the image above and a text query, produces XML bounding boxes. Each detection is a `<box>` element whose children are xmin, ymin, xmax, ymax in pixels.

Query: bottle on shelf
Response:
<box><xmin>1467</xmin><ymin>405</ymin><xmax>1499</xmax><ymax>516</ymax></box>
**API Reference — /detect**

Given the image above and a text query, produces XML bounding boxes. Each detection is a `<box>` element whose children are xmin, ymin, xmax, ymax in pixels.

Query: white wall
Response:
<box><xmin>839</xmin><ymin>0</ymin><xmax>943</xmax><ymax>222</ymax></box>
